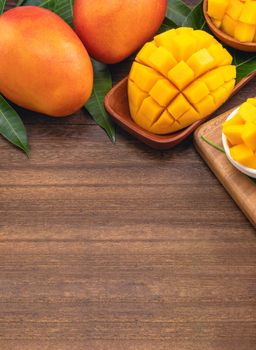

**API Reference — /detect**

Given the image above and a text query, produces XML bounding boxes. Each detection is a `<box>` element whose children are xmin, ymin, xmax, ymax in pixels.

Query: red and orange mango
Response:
<box><xmin>73</xmin><ymin>0</ymin><xmax>167</xmax><ymax>64</ymax></box>
<box><xmin>0</xmin><ymin>6</ymin><xmax>93</xmax><ymax>117</ymax></box>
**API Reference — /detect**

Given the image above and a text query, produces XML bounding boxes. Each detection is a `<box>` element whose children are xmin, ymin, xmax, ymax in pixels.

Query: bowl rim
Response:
<box><xmin>203</xmin><ymin>0</ymin><xmax>256</xmax><ymax>51</ymax></box>
<box><xmin>222</xmin><ymin>107</ymin><xmax>256</xmax><ymax>178</ymax></box>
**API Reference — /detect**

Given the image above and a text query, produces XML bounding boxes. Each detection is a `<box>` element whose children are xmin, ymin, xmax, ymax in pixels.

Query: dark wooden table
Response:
<box><xmin>0</xmin><ymin>1</ymin><xmax>256</xmax><ymax>349</ymax></box>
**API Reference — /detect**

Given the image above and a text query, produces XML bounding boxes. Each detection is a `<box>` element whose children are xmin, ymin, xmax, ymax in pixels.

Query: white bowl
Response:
<box><xmin>222</xmin><ymin>107</ymin><xmax>256</xmax><ymax>179</ymax></box>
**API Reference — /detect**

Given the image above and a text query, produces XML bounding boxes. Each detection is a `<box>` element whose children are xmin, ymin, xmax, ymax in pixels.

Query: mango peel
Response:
<box><xmin>208</xmin><ymin>0</ymin><xmax>256</xmax><ymax>43</ymax></box>
<box><xmin>223</xmin><ymin>98</ymin><xmax>256</xmax><ymax>169</ymax></box>
<box><xmin>128</xmin><ymin>28</ymin><xmax>236</xmax><ymax>135</ymax></box>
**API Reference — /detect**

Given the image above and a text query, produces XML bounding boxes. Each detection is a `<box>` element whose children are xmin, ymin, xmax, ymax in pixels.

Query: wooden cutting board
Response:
<box><xmin>194</xmin><ymin>107</ymin><xmax>256</xmax><ymax>228</ymax></box>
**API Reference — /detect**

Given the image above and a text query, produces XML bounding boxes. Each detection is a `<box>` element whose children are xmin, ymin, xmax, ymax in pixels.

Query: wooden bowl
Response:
<box><xmin>203</xmin><ymin>0</ymin><xmax>256</xmax><ymax>52</ymax></box>
<box><xmin>104</xmin><ymin>74</ymin><xmax>256</xmax><ymax>150</ymax></box>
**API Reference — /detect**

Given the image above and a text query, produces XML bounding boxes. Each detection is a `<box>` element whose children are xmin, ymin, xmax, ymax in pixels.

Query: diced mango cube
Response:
<box><xmin>183</xmin><ymin>80</ymin><xmax>209</xmax><ymax>104</ymax></box>
<box><xmin>200</xmin><ymin>69</ymin><xmax>224</xmax><ymax>91</ymax></box>
<box><xmin>216</xmin><ymin>65</ymin><xmax>236</xmax><ymax>82</ymax></box>
<box><xmin>208</xmin><ymin>0</ymin><xmax>229</xmax><ymax>20</ymax></box>
<box><xmin>171</xmin><ymin>33</ymin><xmax>197</xmax><ymax>61</ymax></box>
<box><xmin>242</xmin><ymin>122</ymin><xmax>256</xmax><ymax>151</ymax></box>
<box><xmin>227</xmin><ymin>0</ymin><xmax>243</xmax><ymax>20</ymax></box>
<box><xmin>238</xmin><ymin>102</ymin><xmax>256</xmax><ymax>123</ymax></box>
<box><xmin>128</xmin><ymin>80</ymin><xmax>148</xmax><ymax>116</ymax></box>
<box><xmin>193</xmin><ymin>30</ymin><xmax>216</xmax><ymax>50</ymax></box>
<box><xmin>234</xmin><ymin>22</ymin><xmax>256</xmax><ymax>43</ymax></box>
<box><xmin>221</xmin><ymin>15</ymin><xmax>236</xmax><ymax>37</ymax></box>
<box><xmin>243</xmin><ymin>156</ymin><xmax>256</xmax><ymax>170</ymax></box>
<box><xmin>178</xmin><ymin>107</ymin><xmax>200</xmax><ymax>126</ymax></box>
<box><xmin>195</xmin><ymin>95</ymin><xmax>216</xmax><ymax>117</ymax></box>
<box><xmin>176</xmin><ymin>27</ymin><xmax>194</xmax><ymax>35</ymax></box>
<box><xmin>230</xmin><ymin>143</ymin><xmax>255</xmax><ymax>167</ymax></box>
<box><xmin>223</xmin><ymin>125</ymin><xmax>245</xmax><ymax>145</ymax></box>
<box><xmin>148</xmin><ymin>46</ymin><xmax>177</xmax><ymax>76</ymax></box>
<box><xmin>129</xmin><ymin>62</ymin><xmax>161</xmax><ymax>92</ymax></box>
<box><xmin>167</xmin><ymin>94</ymin><xmax>191</xmax><ymax>119</ymax></box>
<box><xmin>149</xmin><ymin>79</ymin><xmax>178</xmax><ymax>106</ymax></box>
<box><xmin>187</xmin><ymin>48</ymin><xmax>215</xmax><ymax>78</ymax></box>
<box><xmin>136</xmin><ymin>42</ymin><xmax>157</xmax><ymax>65</ymax></box>
<box><xmin>168</xmin><ymin>61</ymin><xmax>194</xmax><ymax>90</ymax></box>
<box><xmin>207</xmin><ymin>44</ymin><xmax>233</xmax><ymax>66</ymax></box>
<box><xmin>212</xmin><ymin>18</ymin><xmax>222</xmax><ymax>28</ymax></box>
<box><xmin>150</xmin><ymin>110</ymin><xmax>177</xmax><ymax>134</ymax></box>
<box><xmin>136</xmin><ymin>97</ymin><xmax>164</xmax><ymax>129</ymax></box>
<box><xmin>247</xmin><ymin>98</ymin><xmax>256</xmax><ymax>107</ymax></box>
<box><xmin>211</xmin><ymin>86</ymin><xmax>228</xmax><ymax>106</ymax></box>
<box><xmin>222</xmin><ymin>113</ymin><xmax>244</xmax><ymax>128</ymax></box>
<box><xmin>239</xmin><ymin>2</ymin><xmax>256</xmax><ymax>24</ymax></box>
<box><xmin>154</xmin><ymin>29</ymin><xmax>177</xmax><ymax>50</ymax></box>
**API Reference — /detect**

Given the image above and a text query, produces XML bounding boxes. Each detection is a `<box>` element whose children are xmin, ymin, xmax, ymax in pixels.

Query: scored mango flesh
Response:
<box><xmin>223</xmin><ymin>98</ymin><xmax>256</xmax><ymax>169</ymax></box>
<box><xmin>208</xmin><ymin>0</ymin><xmax>256</xmax><ymax>43</ymax></box>
<box><xmin>128</xmin><ymin>28</ymin><xmax>236</xmax><ymax>135</ymax></box>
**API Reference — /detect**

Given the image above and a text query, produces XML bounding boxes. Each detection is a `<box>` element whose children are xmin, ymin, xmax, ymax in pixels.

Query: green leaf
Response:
<box><xmin>16</xmin><ymin>0</ymin><xmax>26</xmax><ymax>6</ymax></box>
<box><xmin>52</xmin><ymin>0</ymin><xmax>74</xmax><ymax>27</ymax></box>
<box><xmin>166</xmin><ymin>0</ymin><xmax>191</xmax><ymax>27</ymax></box>
<box><xmin>0</xmin><ymin>95</ymin><xmax>29</xmax><ymax>155</ymax></box>
<box><xmin>232</xmin><ymin>51</ymin><xmax>256</xmax><ymax>83</ymax></box>
<box><xmin>85</xmin><ymin>60</ymin><xmax>115</xmax><ymax>143</ymax></box>
<box><xmin>182</xmin><ymin>0</ymin><xmax>206</xmax><ymax>29</ymax></box>
<box><xmin>0</xmin><ymin>0</ymin><xmax>6</xmax><ymax>13</ymax></box>
<box><xmin>158</xmin><ymin>17</ymin><xmax>177</xmax><ymax>33</ymax></box>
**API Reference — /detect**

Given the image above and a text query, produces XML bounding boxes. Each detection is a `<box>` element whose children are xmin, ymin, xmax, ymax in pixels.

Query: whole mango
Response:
<box><xmin>73</xmin><ymin>0</ymin><xmax>167</xmax><ymax>64</ymax></box>
<box><xmin>0</xmin><ymin>6</ymin><xmax>93</xmax><ymax>117</ymax></box>
<box><xmin>128</xmin><ymin>28</ymin><xmax>236</xmax><ymax>135</ymax></box>
<box><xmin>208</xmin><ymin>0</ymin><xmax>256</xmax><ymax>43</ymax></box>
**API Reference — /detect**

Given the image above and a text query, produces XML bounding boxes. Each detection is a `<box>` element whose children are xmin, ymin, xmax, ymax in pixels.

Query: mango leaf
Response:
<box><xmin>182</xmin><ymin>0</ymin><xmax>206</xmax><ymax>29</ymax></box>
<box><xmin>166</xmin><ymin>0</ymin><xmax>191</xmax><ymax>27</ymax></box>
<box><xmin>16</xmin><ymin>0</ymin><xmax>26</xmax><ymax>5</ymax></box>
<box><xmin>85</xmin><ymin>60</ymin><xmax>115</xmax><ymax>143</ymax></box>
<box><xmin>158</xmin><ymin>17</ymin><xmax>176</xmax><ymax>33</ymax></box>
<box><xmin>232</xmin><ymin>51</ymin><xmax>256</xmax><ymax>83</ymax></box>
<box><xmin>0</xmin><ymin>95</ymin><xmax>29</xmax><ymax>155</ymax></box>
<box><xmin>53</xmin><ymin>0</ymin><xmax>74</xmax><ymax>27</ymax></box>
<box><xmin>22</xmin><ymin>0</ymin><xmax>42</xmax><ymax>5</ymax></box>
<box><xmin>0</xmin><ymin>0</ymin><xmax>6</xmax><ymax>13</ymax></box>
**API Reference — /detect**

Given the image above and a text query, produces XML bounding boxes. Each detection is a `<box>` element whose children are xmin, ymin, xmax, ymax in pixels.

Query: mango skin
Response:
<box><xmin>0</xmin><ymin>6</ymin><xmax>93</xmax><ymax>117</ymax></box>
<box><xmin>73</xmin><ymin>0</ymin><xmax>167</xmax><ymax>64</ymax></box>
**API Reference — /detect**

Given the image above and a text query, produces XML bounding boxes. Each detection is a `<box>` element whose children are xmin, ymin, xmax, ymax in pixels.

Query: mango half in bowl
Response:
<box><xmin>222</xmin><ymin>98</ymin><xmax>256</xmax><ymax>178</ymax></box>
<box><xmin>128</xmin><ymin>27</ymin><xmax>236</xmax><ymax>135</ymax></box>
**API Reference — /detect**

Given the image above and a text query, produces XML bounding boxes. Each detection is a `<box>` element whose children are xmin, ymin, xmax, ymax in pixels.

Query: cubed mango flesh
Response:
<box><xmin>128</xmin><ymin>28</ymin><xmax>236</xmax><ymax>135</ymax></box>
<box><xmin>223</xmin><ymin>97</ymin><xmax>256</xmax><ymax>169</ymax></box>
<box><xmin>208</xmin><ymin>0</ymin><xmax>256</xmax><ymax>43</ymax></box>
<box><xmin>230</xmin><ymin>144</ymin><xmax>255</xmax><ymax>167</ymax></box>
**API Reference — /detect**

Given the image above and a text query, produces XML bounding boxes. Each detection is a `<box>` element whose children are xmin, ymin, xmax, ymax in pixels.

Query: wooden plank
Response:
<box><xmin>0</xmin><ymin>1</ymin><xmax>256</xmax><ymax>350</ymax></box>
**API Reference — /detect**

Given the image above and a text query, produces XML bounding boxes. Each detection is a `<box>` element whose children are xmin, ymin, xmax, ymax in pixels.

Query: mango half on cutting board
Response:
<box><xmin>223</xmin><ymin>98</ymin><xmax>256</xmax><ymax>169</ymax></box>
<box><xmin>208</xmin><ymin>0</ymin><xmax>256</xmax><ymax>43</ymax></box>
<box><xmin>128</xmin><ymin>28</ymin><xmax>236</xmax><ymax>135</ymax></box>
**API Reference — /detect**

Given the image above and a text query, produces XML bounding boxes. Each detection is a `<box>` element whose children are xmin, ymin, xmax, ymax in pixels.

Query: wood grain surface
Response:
<box><xmin>194</xmin><ymin>107</ymin><xmax>256</xmax><ymax>227</ymax></box>
<box><xmin>0</xmin><ymin>1</ymin><xmax>256</xmax><ymax>350</ymax></box>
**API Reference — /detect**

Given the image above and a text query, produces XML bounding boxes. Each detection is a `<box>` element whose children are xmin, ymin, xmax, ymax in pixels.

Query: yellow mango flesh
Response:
<box><xmin>0</xmin><ymin>6</ymin><xmax>93</xmax><ymax>117</ymax></box>
<box><xmin>208</xmin><ymin>0</ymin><xmax>256</xmax><ymax>43</ymax></box>
<box><xmin>128</xmin><ymin>28</ymin><xmax>236</xmax><ymax>135</ymax></box>
<box><xmin>223</xmin><ymin>98</ymin><xmax>256</xmax><ymax>169</ymax></box>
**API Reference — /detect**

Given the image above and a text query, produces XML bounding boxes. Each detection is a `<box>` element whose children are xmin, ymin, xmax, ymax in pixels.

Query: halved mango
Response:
<box><xmin>128</xmin><ymin>28</ymin><xmax>236</xmax><ymax>135</ymax></box>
